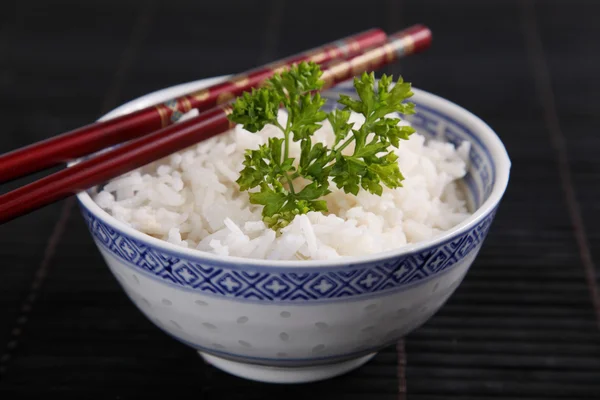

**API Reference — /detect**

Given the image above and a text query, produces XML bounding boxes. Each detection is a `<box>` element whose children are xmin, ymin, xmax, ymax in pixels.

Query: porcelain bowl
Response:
<box><xmin>75</xmin><ymin>77</ymin><xmax>511</xmax><ymax>384</ymax></box>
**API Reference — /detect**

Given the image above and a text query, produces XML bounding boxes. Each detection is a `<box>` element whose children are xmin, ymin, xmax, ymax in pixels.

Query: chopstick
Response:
<box><xmin>0</xmin><ymin>28</ymin><xmax>388</xmax><ymax>184</ymax></box>
<box><xmin>0</xmin><ymin>26</ymin><xmax>432</xmax><ymax>224</ymax></box>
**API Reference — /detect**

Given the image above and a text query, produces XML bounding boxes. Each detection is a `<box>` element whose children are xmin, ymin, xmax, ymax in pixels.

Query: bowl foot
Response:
<box><xmin>198</xmin><ymin>352</ymin><xmax>377</xmax><ymax>384</ymax></box>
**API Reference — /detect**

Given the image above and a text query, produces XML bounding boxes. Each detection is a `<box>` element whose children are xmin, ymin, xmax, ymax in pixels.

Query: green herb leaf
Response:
<box><xmin>370</xmin><ymin>152</ymin><xmax>404</xmax><ymax>189</ymax></box>
<box><xmin>299</xmin><ymin>139</ymin><xmax>329</xmax><ymax>182</ymax></box>
<box><xmin>296</xmin><ymin>181</ymin><xmax>331</xmax><ymax>200</ymax></box>
<box><xmin>337</xmin><ymin>94</ymin><xmax>364</xmax><ymax>114</ymax></box>
<box><xmin>269</xmin><ymin>61</ymin><xmax>324</xmax><ymax>99</ymax></box>
<box><xmin>331</xmin><ymin>154</ymin><xmax>365</xmax><ymax>196</ymax></box>
<box><xmin>249</xmin><ymin>184</ymin><xmax>288</xmax><ymax>217</ymax></box>
<box><xmin>290</xmin><ymin>93</ymin><xmax>327</xmax><ymax>141</ymax></box>
<box><xmin>353</xmin><ymin>72</ymin><xmax>377</xmax><ymax>114</ymax></box>
<box><xmin>371</xmin><ymin>119</ymin><xmax>416</xmax><ymax>148</ymax></box>
<box><xmin>229</xmin><ymin>88</ymin><xmax>281</xmax><ymax>133</ymax></box>
<box><xmin>327</xmin><ymin>109</ymin><xmax>353</xmax><ymax>145</ymax></box>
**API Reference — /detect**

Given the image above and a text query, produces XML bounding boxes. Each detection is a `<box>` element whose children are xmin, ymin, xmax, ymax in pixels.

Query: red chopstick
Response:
<box><xmin>0</xmin><ymin>28</ymin><xmax>388</xmax><ymax>184</ymax></box>
<box><xmin>0</xmin><ymin>26</ymin><xmax>432</xmax><ymax>224</ymax></box>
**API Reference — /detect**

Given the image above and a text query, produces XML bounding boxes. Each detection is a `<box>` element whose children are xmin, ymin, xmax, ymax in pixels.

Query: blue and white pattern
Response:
<box><xmin>82</xmin><ymin>209</ymin><xmax>495</xmax><ymax>303</ymax></box>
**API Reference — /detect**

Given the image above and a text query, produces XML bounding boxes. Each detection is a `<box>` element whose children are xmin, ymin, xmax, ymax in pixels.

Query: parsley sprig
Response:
<box><xmin>228</xmin><ymin>61</ymin><xmax>416</xmax><ymax>229</ymax></box>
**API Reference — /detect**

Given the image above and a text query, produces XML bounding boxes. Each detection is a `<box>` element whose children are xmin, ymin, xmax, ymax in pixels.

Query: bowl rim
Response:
<box><xmin>75</xmin><ymin>76</ymin><xmax>511</xmax><ymax>268</ymax></box>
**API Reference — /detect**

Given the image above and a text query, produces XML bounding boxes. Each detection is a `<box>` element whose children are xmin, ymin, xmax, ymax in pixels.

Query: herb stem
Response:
<box><xmin>284</xmin><ymin>116</ymin><xmax>292</xmax><ymax>160</ymax></box>
<box><xmin>276</xmin><ymin>117</ymin><xmax>296</xmax><ymax>195</ymax></box>
<box><xmin>326</xmin><ymin>132</ymin><xmax>358</xmax><ymax>165</ymax></box>
<box><xmin>274</xmin><ymin>120</ymin><xmax>288</xmax><ymax>162</ymax></box>
<box><xmin>334</xmin><ymin>136</ymin><xmax>355</xmax><ymax>155</ymax></box>
<box><xmin>284</xmin><ymin>173</ymin><xmax>296</xmax><ymax>195</ymax></box>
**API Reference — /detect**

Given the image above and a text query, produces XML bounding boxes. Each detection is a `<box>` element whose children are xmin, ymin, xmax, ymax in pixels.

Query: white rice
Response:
<box><xmin>93</xmin><ymin>110</ymin><xmax>472</xmax><ymax>260</ymax></box>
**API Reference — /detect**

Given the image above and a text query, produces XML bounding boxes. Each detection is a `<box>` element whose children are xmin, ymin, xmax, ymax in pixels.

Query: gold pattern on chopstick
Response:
<box><xmin>350</xmin><ymin>52</ymin><xmax>370</xmax><ymax>76</ymax></box>
<box><xmin>321</xmin><ymin>70</ymin><xmax>334</xmax><ymax>89</ymax></box>
<box><xmin>367</xmin><ymin>47</ymin><xmax>385</xmax><ymax>69</ymax></box>
<box><xmin>322</xmin><ymin>59</ymin><xmax>351</xmax><ymax>88</ymax></box>
<box><xmin>181</xmin><ymin>96</ymin><xmax>192</xmax><ymax>113</ymax></box>
<box><xmin>309</xmin><ymin>51</ymin><xmax>327</xmax><ymax>63</ymax></box>
<box><xmin>389</xmin><ymin>34</ymin><xmax>415</xmax><ymax>58</ymax></box>
<box><xmin>216</xmin><ymin>91</ymin><xmax>235</xmax><ymax>105</ymax></box>
<box><xmin>333</xmin><ymin>60</ymin><xmax>351</xmax><ymax>80</ymax></box>
<box><xmin>328</xmin><ymin>48</ymin><xmax>339</xmax><ymax>60</ymax></box>
<box><xmin>304</xmin><ymin>48</ymin><xmax>322</xmax><ymax>59</ymax></box>
<box><xmin>192</xmin><ymin>89</ymin><xmax>210</xmax><ymax>102</ymax></box>
<box><xmin>230</xmin><ymin>74</ymin><xmax>250</xmax><ymax>88</ymax></box>
<box><xmin>155</xmin><ymin>104</ymin><xmax>168</xmax><ymax>128</ymax></box>
<box><xmin>222</xmin><ymin>105</ymin><xmax>235</xmax><ymax>129</ymax></box>
<box><xmin>349</xmin><ymin>40</ymin><xmax>361</xmax><ymax>53</ymax></box>
<box><xmin>261</xmin><ymin>61</ymin><xmax>288</xmax><ymax>86</ymax></box>
<box><xmin>403</xmin><ymin>35</ymin><xmax>415</xmax><ymax>54</ymax></box>
<box><xmin>383</xmin><ymin>43</ymin><xmax>396</xmax><ymax>62</ymax></box>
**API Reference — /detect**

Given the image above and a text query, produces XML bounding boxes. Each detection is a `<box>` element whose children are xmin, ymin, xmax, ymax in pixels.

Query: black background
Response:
<box><xmin>0</xmin><ymin>0</ymin><xmax>599</xmax><ymax>398</ymax></box>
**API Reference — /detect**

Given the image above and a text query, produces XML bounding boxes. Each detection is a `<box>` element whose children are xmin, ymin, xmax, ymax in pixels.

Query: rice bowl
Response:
<box><xmin>74</xmin><ymin>77</ymin><xmax>510</xmax><ymax>383</ymax></box>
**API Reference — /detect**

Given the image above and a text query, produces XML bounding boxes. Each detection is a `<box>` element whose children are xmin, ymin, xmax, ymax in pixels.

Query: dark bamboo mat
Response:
<box><xmin>0</xmin><ymin>0</ymin><xmax>599</xmax><ymax>398</ymax></box>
